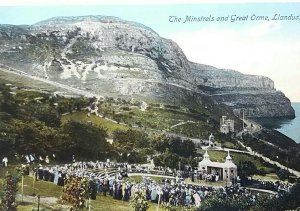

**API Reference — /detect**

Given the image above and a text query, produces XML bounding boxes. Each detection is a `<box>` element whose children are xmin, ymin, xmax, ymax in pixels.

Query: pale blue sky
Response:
<box><xmin>0</xmin><ymin>3</ymin><xmax>299</xmax><ymax>101</ymax></box>
<box><xmin>0</xmin><ymin>4</ymin><xmax>299</xmax><ymax>34</ymax></box>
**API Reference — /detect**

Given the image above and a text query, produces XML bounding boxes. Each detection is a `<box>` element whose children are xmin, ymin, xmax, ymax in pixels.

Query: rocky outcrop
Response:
<box><xmin>189</xmin><ymin>63</ymin><xmax>294</xmax><ymax>118</ymax></box>
<box><xmin>0</xmin><ymin>15</ymin><xmax>295</xmax><ymax>118</ymax></box>
<box><xmin>211</xmin><ymin>91</ymin><xmax>295</xmax><ymax>118</ymax></box>
<box><xmin>190</xmin><ymin>63</ymin><xmax>274</xmax><ymax>90</ymax></box>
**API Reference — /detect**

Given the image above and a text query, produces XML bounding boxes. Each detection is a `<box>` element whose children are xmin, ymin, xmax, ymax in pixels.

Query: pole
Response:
<box><xmin>33</xmin><ymin>172</ymin><xmax>36</xmax><ymax>196</ymax></box>
<box><xmin>225</xmin><ymin>170</ymin><xmax>228</xmax><ymax>188</ymax></box>
<box><xmin>21</xmin><ymin>175</ymin><xmax>24</xmax><ymax>202</ymax></box>
<box><xmin>156</xmin><ymin>188</ymin><xmax>161</xmax><ymax>211</ymax></box>
<box><xmin>37</xmin><ymin>195</ymin><xmax>40</xmax><ymax>211</ymax></box>
<box><xmin>89</xmin><ymin>197</ymin><xmax>91</xmax><ymax>211</ymax></box>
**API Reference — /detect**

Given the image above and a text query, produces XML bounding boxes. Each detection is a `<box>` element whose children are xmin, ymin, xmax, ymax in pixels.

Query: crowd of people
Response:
<box><xmin>246</xmin><ymin>178</ymin><xmax>293</xmax><ymax>193</ymax></box>
<box><xmin>31</xmin><ymin>160</ymin><xmax>293</xmax><ymax>208</ymax></box>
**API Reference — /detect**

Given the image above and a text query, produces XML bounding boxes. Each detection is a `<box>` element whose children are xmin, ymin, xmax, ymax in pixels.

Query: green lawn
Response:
<box><xmin>17</xmin><ymin>193</ymin><xmax>161</xmax><ymax>211</ymax></box>
<box><xmin>253</xmin><ymin>173</ymin><xmax>279</xmax><ymax>181</ymax></box>
<box><xmin>62</xmin><ymin>111</ymin><xmax>128</xmax><ymax>134</ymax></box>
<box><xmin>90</xmin><ymin>195</ymin><xmax>160</xmax><ymax>211</ymax></box>
<box><xmin>16</xmin><ymin>179</ymin><xmax>164</xmax><ymax>211</ymax></box>
<box><xmin>221</xmin><ymin>141</ymin><xmax>245</xmax><ymax>150</ymax></box>
<box><xmin>22</xmin><ymin>176</ymin><xmax>63</xmax><ymax>198</ymax></box>
<box><xmin>0</xmin><ymin>167</ymin><xmax>165</xmax><ymax>210</ymax></box>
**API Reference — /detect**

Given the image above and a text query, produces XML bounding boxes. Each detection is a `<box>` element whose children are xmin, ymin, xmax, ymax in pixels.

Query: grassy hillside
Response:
<box><xmin>62</xmin><ymin>111</ymin><xmax>128</xmax><ymax>135</ymax></box>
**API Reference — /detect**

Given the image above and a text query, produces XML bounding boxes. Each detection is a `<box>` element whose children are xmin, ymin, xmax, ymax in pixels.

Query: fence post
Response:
<box><xmin>37</xmin><ymin>195</ymin><xmax>40</xmax><ymax>211</ymax></box>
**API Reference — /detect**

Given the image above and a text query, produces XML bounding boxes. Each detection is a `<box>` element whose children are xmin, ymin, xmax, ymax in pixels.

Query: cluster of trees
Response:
<box><xmin>0</xmin><ymin>117</ymin><xmax>111</xmax><ymax>161</ymax></box>
<box><xmin>0</xmin><ymin>84</ymin><xmax>110</xmax><ymax>161</ymax></box>
<box><xmin>111</xmin><ymin>129</ymin><xmax>151</xmax><ymax>163</ymax></box>
<box><xmin>111</xmin><ymin>130</ymin><xmax>199</xmax><ymax>167</ymax></box>
<box><xmin>152</xmin><ymin>135</ymin><xmax>198</xmax><ymax>170</ymax></box>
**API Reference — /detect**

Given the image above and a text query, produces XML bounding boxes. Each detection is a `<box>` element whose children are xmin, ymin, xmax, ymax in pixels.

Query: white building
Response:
<box><xmin>198</xmin><ymin>150</ymin><xmax>237</xmax><ymax>184</ymax></box>
<box><xmin>208</xmin><ymin>133</ymin><xmax>215</xmax><ymax>147</ymax></box>
<box><xmin>220</xmin><ymin>116</ymin><xmax>234</xmax><ymax>134</ymax></box>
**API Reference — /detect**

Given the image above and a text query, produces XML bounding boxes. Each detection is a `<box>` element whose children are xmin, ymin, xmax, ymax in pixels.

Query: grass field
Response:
<box><xmin>0</xmin><ymin>166</ymin><xmax>164</xmax><ymax>210</ymax></box>
<box><xmin>0</xmin><ymin>69</ymin><xmax>69</xmax><ymax>94</ymax></box>
<box><xmin>22</xmin><ymin>177</ymin><xmax>63</xmax><ymax>198</ymax></box>
<box><xmin>253</xmin><ymin>173</ymin><xmax>279</xmax><ymax>181</ymax></box>
<box><xmin>62</xmin><ymin>111</ymin><xmax>129</xmax><ymax>134</ymax></box>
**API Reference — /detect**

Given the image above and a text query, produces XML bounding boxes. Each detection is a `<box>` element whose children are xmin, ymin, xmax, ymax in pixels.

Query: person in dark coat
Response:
<box><xmin>89</xmin><ymin>180</ymin><xmax>97</xmax><ymax>200</ymax></box>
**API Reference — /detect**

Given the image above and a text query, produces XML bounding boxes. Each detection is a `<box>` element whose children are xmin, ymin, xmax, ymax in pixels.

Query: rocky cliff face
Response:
<box><xmin>0</xmin><ymin>15</ymin><xmax>295</xmax><ymax>118</ymax></box>
<box><xmin>190</xmin><ymin>63</ymin><xmax>274</xmax><ymax>90</ymax></box>
<box><xmin>190</xmin><ymin>63</ymin><xmax>294</xmax><ymax>118</ymax></box>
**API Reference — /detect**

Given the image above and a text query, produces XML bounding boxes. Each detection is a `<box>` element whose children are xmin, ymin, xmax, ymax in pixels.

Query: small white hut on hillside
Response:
<box><xmin>198</xmin><ymin>150</ymin><xmax>237</xmax><ymax>184</ymax></box>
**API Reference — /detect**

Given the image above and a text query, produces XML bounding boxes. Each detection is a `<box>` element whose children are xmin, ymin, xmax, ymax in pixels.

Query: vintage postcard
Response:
<box><xmin>0</xmin><ymin>1</ymin><xmax>299</xmax><ymax>210</ymax></box>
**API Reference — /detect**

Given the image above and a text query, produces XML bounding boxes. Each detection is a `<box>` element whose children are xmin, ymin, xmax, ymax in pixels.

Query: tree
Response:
<box><xmin>152</xmin><ymin>135</ymin><xmax>196</xmax><ymax>158</ymax></box>
<box><xmin>153</xmin><ymin>149</ymin><xmax>180</xmax><ymax>169</ymax></box>
<box><xmin>1</xmin><ymin>173</ymin><xmax>19</xmax><ymax>211</ymax></box>
<box><xmin>170</xmin><ymin>138</ymin><xmax>196</xmax><ymax>158</ymax></box>
<box><xmin>0</xmin><ymin>85</ymin><xmax>18</xmax><ymax>116</ymax></box>
<box><xmin>237</xmin><ymin>160</ymin><xmax>257</xmax><ymax>183</ymax></box>
<box><xmin>12</xmin><ymin>120</ymin><xmax>72</xmax><ymax>159</ymax></box>
<box><xmin>127</xmin><ymin>150</ymin><xmax>147</xmax><ymax>164</ymax></box>
<box><xmin>113</xmin><ymin>129</ymin><xmax>150</xmax><ymax>150</ymax></box>
<box><xmin>152</xmin><ymin>134</ymin><xmax>169</xmax><ymax>153</ymax></box>
<box><xmin>64</xmin><ymin>120</ymin><xmax>109</xmax><ymax>160</ymax></box>
<box><xmin>276</xmin><ymin>169</ymin><xmax>290</xmax><ymax>181</ymax></box>
<box><xmin>37</xmin><ymin>108</ymin><xmax>61</xmax><ymax>127</ymax></box>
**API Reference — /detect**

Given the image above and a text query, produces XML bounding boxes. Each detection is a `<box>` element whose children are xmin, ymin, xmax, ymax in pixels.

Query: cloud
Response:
<box><xmin>165</xmin><ymin>21</ymin><xmax>300</xmax><ymax>101</ymax></box>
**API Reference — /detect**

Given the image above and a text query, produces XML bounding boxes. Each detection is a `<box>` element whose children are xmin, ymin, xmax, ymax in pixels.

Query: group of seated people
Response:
<box><xmin>247</xmin><ymin>178</ymin><xmax>293</xmax><ymax>193</ymax></box>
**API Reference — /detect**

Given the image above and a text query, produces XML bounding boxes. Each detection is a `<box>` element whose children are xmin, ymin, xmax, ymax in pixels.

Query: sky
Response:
<box><xmin>0</xmin><ymin>1</ymin><xmax>299</xmax><ymax>102</ymax></box>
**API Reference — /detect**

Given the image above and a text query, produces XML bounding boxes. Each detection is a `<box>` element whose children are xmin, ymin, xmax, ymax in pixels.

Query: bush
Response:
<box><xmin>1</xmin><ymin>173</ymin><xmax>19</xmax><ymax>211</ymax></box>
<box><xmin>199</xmin><ymin>194</ymin><xmax>252</xmax><ymax>211</ymax></box>
<box><xmin>62</xmin><ymin>176</ymin><xmax>89</xmax><ymax>209</ymax></box>
<box><xmin>130</xmin><ymin>191</ymin><xmax>149</xmax><ymax>211</ymax></box>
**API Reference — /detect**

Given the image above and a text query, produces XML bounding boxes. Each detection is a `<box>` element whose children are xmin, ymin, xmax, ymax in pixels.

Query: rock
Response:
<box><xmin>0</xmin><ymin>15</ymin><xmax>295</xmax><ymax>118</ymax></box>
